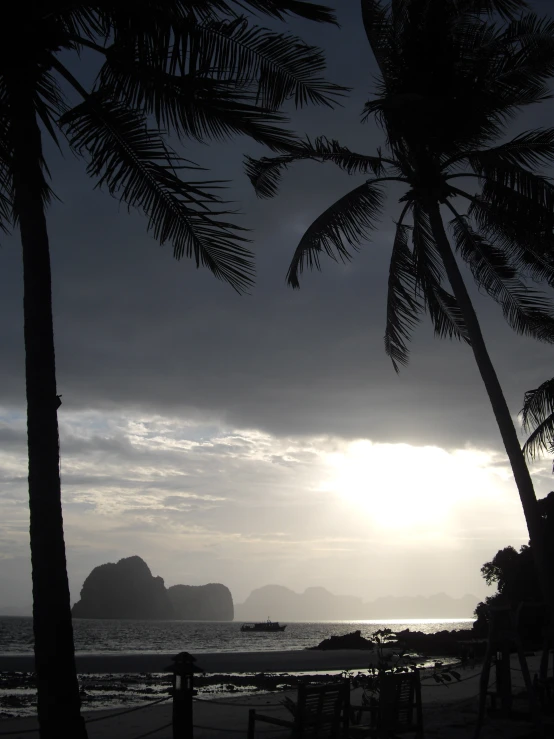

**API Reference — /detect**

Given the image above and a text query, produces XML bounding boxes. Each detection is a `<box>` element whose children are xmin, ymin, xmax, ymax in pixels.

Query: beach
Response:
<box><xmin>0</xmin><ymin>650</ymin><xmax>550</xmax><ymax>738</ymax></box>
<box><xmin>0</xmin><ymin>649</ymin><xmax>383</xmax><ymax>675</ymax></box>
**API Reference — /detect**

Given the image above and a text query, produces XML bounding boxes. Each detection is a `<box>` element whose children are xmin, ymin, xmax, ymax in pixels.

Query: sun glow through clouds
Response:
<box><xmin>323</xmin><ymin>441</ymin><xmax>508</xmax><ymax>532</ymax></box>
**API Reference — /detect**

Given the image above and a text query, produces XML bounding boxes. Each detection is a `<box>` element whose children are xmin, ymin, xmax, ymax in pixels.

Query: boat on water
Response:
<box><xmin>240</xmin><ymin>619</ymin><xmax>287</xmax><ymax>633</ymax></box>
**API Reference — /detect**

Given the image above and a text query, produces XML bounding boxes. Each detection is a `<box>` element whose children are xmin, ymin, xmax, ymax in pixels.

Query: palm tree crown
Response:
<box><xmin>0</xmin><ymin>0</ymin><xmax>344</xmax><ymax>292</ymax></box>
<box><xmin>247</xmin><ymin>0</ymin><xmax>554</xmax><ymax>362</ymax></box>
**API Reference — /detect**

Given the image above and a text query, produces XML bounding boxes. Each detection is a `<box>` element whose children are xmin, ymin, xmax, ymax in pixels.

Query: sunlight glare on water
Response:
<box><xmin>0</xmin><ymin>617</ymin><xmax>475</xmax><ymax>655</ymax></box>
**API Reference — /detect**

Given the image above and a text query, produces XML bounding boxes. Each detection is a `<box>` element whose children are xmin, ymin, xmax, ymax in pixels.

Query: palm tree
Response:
<box><xmin>0</xmin><ymin>2</ymin><xmax>343</xmax><ymax>736</ymax></box>
<box><xmin>246</xmin><ymin>0</ymin><xmax>554</xmax><ymax>622</ymax></box>
<box><xmin>522</xmin><ymin>379</ymin><xmax>554</xmax><ymax>460</ymax></box>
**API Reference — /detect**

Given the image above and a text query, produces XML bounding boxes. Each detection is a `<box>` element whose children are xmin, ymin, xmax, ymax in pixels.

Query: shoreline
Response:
<box><xmin>0</xmin><ymin>649</ymin><xmax>383</xmax><ymax>674</ymax></box>
<box><xmin>1</xmin><ymin>652</ymin><xmax>548</xmax><ymax>739</ymax></box>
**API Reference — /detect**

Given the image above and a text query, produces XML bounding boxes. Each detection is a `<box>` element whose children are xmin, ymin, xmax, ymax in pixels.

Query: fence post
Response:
<box><xmin>494</xmin><ymin>648</ymin><xmax>512</xmax><ymax>715</ymax></box>
<box><xmin>170</xmin><ymin>652</ymin><xmax>203</xmax><ymax>739</ymax></box>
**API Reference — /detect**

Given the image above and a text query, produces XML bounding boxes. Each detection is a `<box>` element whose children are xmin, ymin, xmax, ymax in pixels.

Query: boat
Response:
<box><xmin>240</xmin><ymin>618</ymin><xmax>287</xmax><ymax>633</ymax></box>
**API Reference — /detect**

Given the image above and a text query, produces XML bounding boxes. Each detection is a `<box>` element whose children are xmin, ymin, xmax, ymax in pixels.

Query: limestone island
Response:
<box><xmin>71</xmin><ymin>555</ymin><xmax>234</xmax><ymax>621</ymax></box>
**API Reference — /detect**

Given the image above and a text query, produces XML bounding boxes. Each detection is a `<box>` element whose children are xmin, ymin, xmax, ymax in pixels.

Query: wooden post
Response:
<box><xmin>247</xmin><ymin>709</ymin><xmax>256</xmax><ymax>739</ymax></box>
<box><xmin>495</xmin><ymin>647</ymin><xmax>512</xmax><ymax>715</ymax></box>
<box><xmin>170</xmin><ymin>652</ymin><xmax>201</xmax><ymax>739</ymax></box>
<box><xmin>474</xmin><ymin>605</ymin><xmax>542</xmax><ymax>739</ymax></box>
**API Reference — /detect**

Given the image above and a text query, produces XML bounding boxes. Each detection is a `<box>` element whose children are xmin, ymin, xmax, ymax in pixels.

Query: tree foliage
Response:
<box><xmin>474</xmin><ymin>492</ymin><xmax>554</xmax><ymax>638</ymax></box>
<box><xmin>0</xmin><ymin>0</ymin><xmax>344</xmax><ymax>292</ymax></box>
<box><xmin>245</xmin><ymin>0</ymin><xmax>554</xmax><ymax>366</ymax></box>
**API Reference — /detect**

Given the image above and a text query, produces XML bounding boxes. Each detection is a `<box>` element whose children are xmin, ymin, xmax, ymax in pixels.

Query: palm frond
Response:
<box><xmin>457</xmin><ymin>0</ymin><xmax>528</xmax><ymax>20</ymax></box>
<box><xmin>485</xmin><ymin>14</ymin><xmax>554</xmax><ymax>110</ymax></box>
<box><xmin>35</xmin><ymin>66</ymin><xmax>69</xmax><ymax>150</ymax></box>
<box><xmin>384</xmin><ymin>210</ymin><xmax>424</xmax><ymax>372</ymax></box>
<box><xmin>87</xmin><ymin>0</ymin><xmax>337</xmax><ymax>29</ymax></box>
<box><xmin>467</xmin><ymin>157</ymin><xmax>554</xmax><ymax>245</ymax></box>
<box><xmin>99</xmin><ymin>56</ymin><xmax>298</xmax><ymax>150</ymax></box>
<box><xmin>0</xmin><ymin>167</ymin><xmax>14</xmax><ymax>236</ymax></box>
<box><xmin>60</xmin><ymin>94</ymin><xmax>253</xmax><ymax>292</ymax></box>
<box><xmin>226</xmin><ymin>0</ymin><xmax>338</xmax><ymax>24</ymax></box>
<box><xmin>449</xmin><ymin>207</ymin><xmax>554</xmax><ymax>343</ymax></box>
<box><xmin>412</xmin><ymin>203</ymin><xmax>445</xmax><ymax>287</ymax></box>
<box><xmin>426</xmin><ymin>282</ymin><xmax>471</xmax><ymax>343</ymax></box>
<box><xmin>412</xmin><ymin>204</ymin><xmax>469</xmax><ymax>343</ymax></box>
<box><xmin>0</xmin><ymin>106</ymin><xmax>15</xmax><ymax>234</ymax></box>
<box><xmin>245</xmin><ymin>137</ymin><xmax>386</xmax><ymax>199</ymax></box>
<box><xmin>360</xmin><ymin>0</ymin><xmax>394</xmax><ymax>79</ymax></box>
<box><xmin>169</xmin><ymin>17</ymin><xmax>347</xmax><ymax>110</ymax></box>
<box><xmin>286</xmin><ymin>180</ymin><xmax>386</xmax><ymax>288</ymax></box>
<box><xmin>480</xmin><ymin>179</ymin><xmax>554</xmax><ymax>240</ymax></box>
<box><xmin>49</xmin><ymin>5</ymin><xmax>107</xmax><ymax>40</ymax></box>
<box><xmin>0</xmin><ymin>73</ymin><xmax>57</xmax><ymax>211</ymax></box>
<box><xmin>470</xmin><ymin>155</ymin><xmax>554</xmax><ymax>212</ymax></box>
<box><xmin>465</xmin><ymin>193</ymin><xmax>554</xmax><ymax>285</ymax></box>
<box><xmin>522</xmin><ymin>379</ymin><xmax>554</xmax><ymax>460</ymax></box>
<box><xmin>467</xmin><ymin>128</ymin><xmax>554</xmax><ymax>170</ymax></box>
<box><xmin>364</xmin><ymin>9</ymin><xmax>554</xmax><ymax>160</ymax></box>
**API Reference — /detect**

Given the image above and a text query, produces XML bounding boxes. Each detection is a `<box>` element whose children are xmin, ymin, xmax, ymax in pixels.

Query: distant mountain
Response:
<box><xmin>168</xmin><ymin>584</ymin><xmax>233</xmax><ymax>621</ymax></box>
<box><xmin>72</xmin><ymin>556</ymin><xmax>173</xmax><ymax>619</ymax></box>
<box><xmin>234</xmin><ymin>585</ymin><xmax>478</xmax><ymax>621</ymax></box>
<box><xmin>72</xmin><ymin>556</ymin><xmax>233</xmax><ymax>621</ymax></box>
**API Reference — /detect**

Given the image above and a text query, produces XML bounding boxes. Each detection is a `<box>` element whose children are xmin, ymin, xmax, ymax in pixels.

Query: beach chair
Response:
<box><xmin>247</xmin><ymin>678</ymin><xmax>351</xmax><ymax>738</ymax></box>
<box><xmin>349</xmin><ymin>669</ymin><xmax>423</xmax><ymax>738</ymax></box>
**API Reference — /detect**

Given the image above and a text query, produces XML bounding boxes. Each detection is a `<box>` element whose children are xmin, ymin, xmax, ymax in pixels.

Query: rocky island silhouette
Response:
<box><xmin>71</xmin><ymin>556</ymin><xmax>234</xmax><ymax>621</ymax></box>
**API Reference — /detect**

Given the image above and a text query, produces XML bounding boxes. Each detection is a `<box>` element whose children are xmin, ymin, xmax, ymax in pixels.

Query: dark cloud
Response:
<box><xmin>0</xmin><ymin>426</ymin><xmax>27</xmax><ymax>450</ymax></box>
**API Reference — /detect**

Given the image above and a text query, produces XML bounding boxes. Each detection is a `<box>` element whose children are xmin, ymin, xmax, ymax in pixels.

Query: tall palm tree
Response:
<box><xmin>0</xmin><ymin>2</ymin><xmax>343</xmax><ymax>736</ymax></box>
<box><xmin>246</xmin><ymin>0</ymin><xmax>554</xmax><ymax>621</ymax></box>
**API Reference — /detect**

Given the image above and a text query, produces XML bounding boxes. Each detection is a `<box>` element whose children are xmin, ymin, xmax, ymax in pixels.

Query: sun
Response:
<box><xmin>322</xmin><ymin>440</ymin><xmax>504</xmax><ymax>532</ymax></box>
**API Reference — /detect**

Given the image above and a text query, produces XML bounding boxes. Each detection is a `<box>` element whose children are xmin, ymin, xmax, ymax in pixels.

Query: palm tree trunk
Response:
<box><xmin>8</xmin><ymin>79</ymin><xmax>87</xmax><ymax>738</ymax></box>
<box><xmin>427</xmin><ymin>200</ymin><xmax>554</xmax><ymax>620</ymax></box>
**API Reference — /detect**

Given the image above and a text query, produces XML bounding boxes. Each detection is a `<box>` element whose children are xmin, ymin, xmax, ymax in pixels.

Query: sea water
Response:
<box><xmin>0</xmin><ymin>618</ymin><xmax>475</xmax><ymax>718</ymax></box>
<box><xmin>0</xmin><ymin>617</ymin><xmax>474</xmax><ymax>655</ymax></box>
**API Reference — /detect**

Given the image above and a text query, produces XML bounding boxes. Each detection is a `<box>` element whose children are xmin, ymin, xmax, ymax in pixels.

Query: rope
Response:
<box><xmin>128</xmin><ymin>721</ymin><xmax>172</xmax><ymax>739</ymax></box>
<box><xmin>0</xmin><ymin>695</ymin><xmax>172</xmax><ymax>736</ymax></box>
<box><xmin>84</xmin><ymin>694</ymin><xmax>172</xmax><ymax>724</ymax></box>
<box><xmin>194</xmin><ymin>724</ymin><xmax>284</xmax><ymax>733</ymax></box>
<box><xmin>193</xmin><ymin>724</ymin><xmax>246</xmax><ymax>733</ymax></box>
<box><xmin>0</xmin><ymin>728</ymin><xmax>38</xmax><ymax>736</ymax></box>
<box><xmin>193</xmin><ymin>696</ymin><xmax>284</xmax><ymax>709</ymax></box>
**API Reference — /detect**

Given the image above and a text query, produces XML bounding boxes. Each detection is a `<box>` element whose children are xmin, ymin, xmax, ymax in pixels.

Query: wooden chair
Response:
<box><xmin>247</xmin><ymin>678</ymin><xmax>351</xmax><ymax>738</ymax></box>
<box><xmin>349</xmin><ymin>669</ymin><xmax>423</xmax><ymax>738</ymax></box>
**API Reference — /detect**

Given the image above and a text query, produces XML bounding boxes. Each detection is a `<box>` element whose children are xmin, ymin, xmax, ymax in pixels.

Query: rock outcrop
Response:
<box><xmin>72</xmin><ymin>556</ymin><xmax>174</xmax><ymax>620</ymax></box>
<box><xmin>392</xmin><ymin>628</ymin><xmax>476</xmax><ymax>656</ymax></box>
<box><xmin>72</xmin><ymin>556</ymin><xmax>234</xmax><ymax>621</ymax></box>
<box><xmin>309</xmin><ymin>630</ymin><xmax>375</xmax><ymax>651</ymax></box>
<box><xmin>167</xmin><ymin>584</ymin><xmax>234</xmax><ymax>621</ymax></box>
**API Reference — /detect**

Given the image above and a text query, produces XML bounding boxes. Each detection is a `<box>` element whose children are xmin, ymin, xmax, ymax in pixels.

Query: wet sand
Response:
<box><xmin>0</xmin><ymin>649</ymin><xmax>379</xmax><ymax>675</ymax></box>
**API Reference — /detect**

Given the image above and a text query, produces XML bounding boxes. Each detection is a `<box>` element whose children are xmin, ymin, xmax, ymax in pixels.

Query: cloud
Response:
<box><xmin>0</xmin><ymin>406</ymin><xmax>537</xmax><ymax>605</ymax></box>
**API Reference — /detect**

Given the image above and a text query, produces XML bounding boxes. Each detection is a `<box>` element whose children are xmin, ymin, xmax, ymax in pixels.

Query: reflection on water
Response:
<box><xmin>0</xmin><ymin>617</ymin><xmax>474</xmax><ymax>656</ymax></box>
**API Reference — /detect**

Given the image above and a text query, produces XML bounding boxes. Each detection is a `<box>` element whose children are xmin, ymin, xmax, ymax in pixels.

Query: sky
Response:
<box><xmin>2</xmin><ymin>0</ymin><xmax>554</xmax><ymax>611</ymax></box>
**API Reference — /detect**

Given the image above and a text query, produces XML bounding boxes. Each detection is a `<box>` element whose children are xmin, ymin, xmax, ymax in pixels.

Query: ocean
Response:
<box><xmin>0</xmin><ymin>616</ymin><xmax>474</xmax><ymax>655</ymax></box>
<box><xmin>0</xmin><ymin>617</ymin><xmax>474</xmax><ymax>718</ymax></box>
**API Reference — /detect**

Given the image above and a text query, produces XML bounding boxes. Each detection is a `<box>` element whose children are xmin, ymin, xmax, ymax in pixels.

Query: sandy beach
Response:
<box><xmin>0</xmin><ymin>649</ymin><xmax>550</xmax><ymax>738</ymax></box>
<box><xmin>0</xmin><ymin>649</ymin><xmax>384</xmax><ymax>675</ymax></box>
